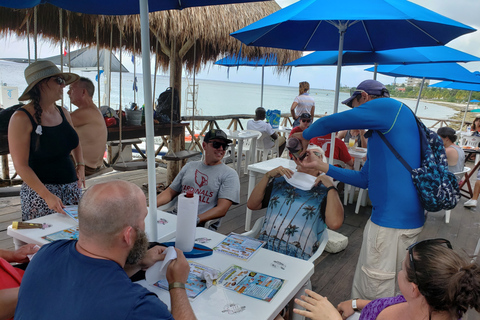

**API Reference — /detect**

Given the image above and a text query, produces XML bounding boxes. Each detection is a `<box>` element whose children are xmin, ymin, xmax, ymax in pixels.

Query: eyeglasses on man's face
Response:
<box><xmin>407</xmin><ymin>238</ymin><xmax>452</xmax><ymax>284</ymax></box>
<box><xmin>209</xmin><ymin>141</ymin><xmax>228</xmax><ymax>150</ymax></box>
<box><xmin>301</xmin><ymin>119</ymin><xmax>311</xmax><ymax>123</ymax></box>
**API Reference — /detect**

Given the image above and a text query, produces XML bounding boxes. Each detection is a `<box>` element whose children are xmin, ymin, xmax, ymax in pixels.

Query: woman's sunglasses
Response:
<box><xmin>407</xmin><ymin>238</ymin><xmax>452</xmax><ymax>284</ymax></box>
<box><xmin>210</xmin><ymin>141</ymin><xmax>228</xmax><ymax>150</ymax></box>
<box><xmin>51</xmin><ymin>76</ymin><xmax>66</xmax><ymax>85</ymax></box>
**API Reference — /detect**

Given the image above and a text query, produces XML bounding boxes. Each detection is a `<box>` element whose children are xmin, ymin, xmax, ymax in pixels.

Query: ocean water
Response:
<box><xmin>0</xmin><ymin>60</ymin><xmax>456</xmax><ymax>129</ymax></box>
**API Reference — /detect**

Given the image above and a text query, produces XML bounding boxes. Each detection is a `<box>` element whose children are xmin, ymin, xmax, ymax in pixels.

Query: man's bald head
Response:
<box><xmin>78</xmin><ymin>181</ymin><xmax>146</xmax><ymax>243</ymax></box>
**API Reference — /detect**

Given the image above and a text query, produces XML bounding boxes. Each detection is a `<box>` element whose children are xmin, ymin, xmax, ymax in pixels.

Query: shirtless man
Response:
<box><xmin>68</xmin><ymin>77</ymin><xmax>107</xmax><ymax>176</ymax></box>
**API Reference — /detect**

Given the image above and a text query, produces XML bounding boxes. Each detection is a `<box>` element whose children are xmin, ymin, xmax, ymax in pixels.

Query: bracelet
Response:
<box><xmin>168</xmin><ymin>282</ymin><xmax>186</xmax><ymax>291</ymax></box>
<box><xmin>326</xmin><ymin>186</ymin><xmax>338</xmax><ymax>193</ymax></box>
<box><xmin>76</xmin><ymin>162</ymin><xmax>85</xmax><ymax>167</ymax></box>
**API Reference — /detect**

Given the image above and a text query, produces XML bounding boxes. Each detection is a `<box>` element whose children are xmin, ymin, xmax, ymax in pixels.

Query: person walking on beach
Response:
<box><xmin>247</xmin><ymin>107</ymin><xmax>286</xmax><ymax>157</ymax></box>
<box><xmin>9</xmin><ymin>60</ymin><xmax>84</xmax><ymax>220</ymax></box>
<box><xmin>291</xmin><ymin>81</ymin><xmax>315</xmax><ymax>128</ymax></box>
<box><xmin>68</xmin><ymin>77</ymin><xmax>107</xmax><ymax>176</ymax></box>
<box><xmin>297</xmin><ymin>79</ymin><xmax>424</xmax><ymax>301</ymax></box>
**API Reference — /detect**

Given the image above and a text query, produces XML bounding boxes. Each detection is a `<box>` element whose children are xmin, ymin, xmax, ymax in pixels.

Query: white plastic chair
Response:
<box><xmin>241</xmin><ymin>215</ymin><xmax>328</xmax><ymax>265</ymax></box>
<box><xmin>444</xmin><ymin>166</ymin><xmax>471</xmax><ymax>223</ymax></box>
<box><xmin>256</xmin><ymin>131</ymin><xmax>280</xmax><ymax>162</ymax></box>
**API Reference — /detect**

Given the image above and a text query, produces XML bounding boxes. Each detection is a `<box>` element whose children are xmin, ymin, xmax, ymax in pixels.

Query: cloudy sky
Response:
<box><xmin>1</xmin><ymin>0</ymin><xmax>479</xmax><ymax>90</ymax></box>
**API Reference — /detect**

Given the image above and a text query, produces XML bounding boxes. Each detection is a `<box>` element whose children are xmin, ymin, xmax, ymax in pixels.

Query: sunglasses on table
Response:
<box><xmin>51</xmin><ymin>76</ymin><xmax>66</xmax><ymax>85</ymax></box>
<box><xmin>209</xmin><ymin>141</ymin><xmax>229</xmax><ymax>150</ymax></box>
<box><xmin>407</xmin><ymin>238</ymin><xmax>452</xmax><ymax>284</ymax></box>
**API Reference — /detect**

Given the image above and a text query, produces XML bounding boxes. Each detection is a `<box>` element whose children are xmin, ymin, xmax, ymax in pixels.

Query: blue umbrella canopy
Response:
<box><xmin>366</xmin><ymin>63</ymin><xmax>480</xmax><ymax>114</ymax></box>
<box><xmin>286</xmin><ymin>46</ymin><xmax>480</xmax><ymax>67</ymax></box>
<box><xmin>231</xmin><ymin>0</ymin><xmax>475</xmax><ymax>52</ymax></box>
<box><xmin>471</xmin><ymin>99</ymin><xmax>480</xmax><ymax>103</ymax></box>
<box><xmin>367</xmin><ymin>63</ymin><xmax>480</xmax><ymax>83</ymax></box>
<box><xmin>231</xmin><ymin>0</ymin><xmax>475</xmax><ymax>162</ymax></box>
<box><xmin>429</xmin><ymin>81</ymin><xmax>480</xmax><ymax>91</ymax></box>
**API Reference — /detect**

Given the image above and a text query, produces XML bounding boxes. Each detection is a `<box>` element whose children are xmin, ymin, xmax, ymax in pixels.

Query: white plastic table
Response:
<box><xmin>7</xmin><ymin>209</ymin><xmax>177</xmax><ymax>247</ymax></box>
<box><xmin>227</xmin><ymin>130</ymin><xmax>261</xmax><ymax>176</ymax></box>
<box><xmin>245</xmin><ymin>158</ymin><xmax>296</xmax><ymax>230</ymax></box>
<box><xmin>274</xmin><ymin>126</ymin><xmax>292</xmax><ymax>137</ymax></box>
<box><xmin>137</xmin><ymin>227</ymin><xmax>314</xmax><ymax>320</ymax></box>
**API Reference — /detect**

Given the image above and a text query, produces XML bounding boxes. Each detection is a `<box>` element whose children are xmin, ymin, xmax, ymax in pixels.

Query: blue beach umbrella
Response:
<box><xmin>429</xmin><ymin>81</ymin><xmax>480</xmax><ymax>129</ymax></box>
<box><xmin>215</xmin><ymin>54</ymin><xmax>279</xmax><ymax>107</ymax></box>
<box><xmin>471</xmin><ymin>99</ymin><xmax>480</xmax><ymax>103</ymax></box>
<box><xmin>367</xmin><ymin>63</ymin><xmax>480</xmax><ymax>114</ymax></box>
<box><xmin>286</xmin><ymin>46</ymin><xmax>480</xmax><ymax>79</ymax></box>
<box><xmin>231</xmin><ymin>0</ymin><xmax>475</xmax><ymax>162</ymax></box>
<box><xmin>0</xmin><ymin>0</ymin><xmax>268</xmax><ymax>240</ymax></box>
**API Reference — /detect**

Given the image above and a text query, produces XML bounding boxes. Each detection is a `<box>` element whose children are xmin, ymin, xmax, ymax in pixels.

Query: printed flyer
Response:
<box><xmin>42</xmin><ymin>227</ymin><xmax>79</xmax><ymax>242</ymax></box>
<box><xmin>154</xmin><ymin>261</ymin><xmax>219</xmax><ymax>299</ymax></box>
<box><xmin>213</xmin><ymin>233</ymin><xmax>265</xmax><ymax>261</ymax></box>
<box><xmin>217</xmin><ymin>265</ymin><xmax>284</xmax><ymax>302</ymax></box>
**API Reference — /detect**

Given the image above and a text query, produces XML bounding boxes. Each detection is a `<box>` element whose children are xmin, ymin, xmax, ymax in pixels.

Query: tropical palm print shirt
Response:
<box><xmin>258</xmin><ymin>176</ymin><xmax>327</xmax><ymax>260</ymax></box>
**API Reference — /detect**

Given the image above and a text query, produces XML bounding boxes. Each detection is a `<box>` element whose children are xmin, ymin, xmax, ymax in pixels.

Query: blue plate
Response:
<box><xmin>161</xmin><ymin>242</ymin><xmax>213</xmax><ymax>258</ymax></box>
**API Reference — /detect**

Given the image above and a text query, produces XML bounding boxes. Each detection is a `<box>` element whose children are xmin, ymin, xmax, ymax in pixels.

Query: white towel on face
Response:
<box><xmin>284</xmin><ymin>172</ymin><xmax>316</xmax><ymax>190</ymax></box>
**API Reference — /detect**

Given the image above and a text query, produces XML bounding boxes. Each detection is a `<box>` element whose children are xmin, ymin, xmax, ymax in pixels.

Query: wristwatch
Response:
<box><xmin>352</xmin><ymin>299</ymin><xmax>359</xmax><ymax>311</ymax></box>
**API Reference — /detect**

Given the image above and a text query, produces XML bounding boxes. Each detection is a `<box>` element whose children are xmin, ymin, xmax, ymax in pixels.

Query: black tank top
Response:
<box><xmin>19</xmin><ymin>106</ymin><xmax>79</xmax><ymax>184</ymax></box>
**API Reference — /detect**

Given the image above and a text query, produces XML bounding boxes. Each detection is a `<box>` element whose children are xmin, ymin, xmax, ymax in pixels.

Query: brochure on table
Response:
<box><xmin>153</xmin><ymin>261</ymin><xmax>219</xmax><ymax>299</ymax></box>
<box><xmin>42</xmin><ymin>227</ymin><xmax>79</xmax><ymax>242</ymax></box>
<box><xmin>217</xmin><ymin>265</ymin><xmax>285</xmax><ymax>302</ymax></box>
<box><xmin>213</xmin><ymin>233</ymin><xmax>265</xmax><ymax>261</ymax></box>
<box><xmin>63</xmin><ymin>205</ymin><xmax>79</xmax><ymax>223</ymax></box>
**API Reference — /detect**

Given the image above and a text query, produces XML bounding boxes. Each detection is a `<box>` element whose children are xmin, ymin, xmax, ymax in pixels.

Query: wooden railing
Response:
<box><xmin>0</xmin><ymin>114</ymin><xmax>471</xmax><ymax>186</ymax></box>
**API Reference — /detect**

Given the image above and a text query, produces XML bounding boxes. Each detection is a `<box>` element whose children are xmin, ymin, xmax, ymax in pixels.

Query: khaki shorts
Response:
<box><xmin>351</xmin><ymin>219</ymin><xmax>423</xmax><ymax>300</ymax></box>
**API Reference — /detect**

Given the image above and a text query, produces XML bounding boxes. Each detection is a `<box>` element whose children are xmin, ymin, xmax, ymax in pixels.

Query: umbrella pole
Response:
<box><xmin>461</xmin><ymin>90</ymin><xmax>473</xmax><ymax>130</ymax></box>
<box><xmin>414</xmin><ymin>77</ymin><xmax>425</xmax><ymax>114</ymax></box>
<box><xmin>329</xmin><ymin>25</ymin><xmax>346</xmax><ymax>164</ymax></box>
<box><xmin>261</xmin><ymin>65</ymin><xmax>265</xmax><ymax>108</ymax></box>
<box><xmin>140</xmin><ymin>0</ymin><xmax>157</xmax><ymax>241</ymax></box>
<box><xmin>373</xmin><ymin>63</ymin><xmax>378</xmax><ymax>80</ymax></box>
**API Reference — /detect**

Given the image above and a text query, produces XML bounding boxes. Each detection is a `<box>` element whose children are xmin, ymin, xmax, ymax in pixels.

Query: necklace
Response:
<box><xmin>76</xmin><ymin>242</ymin><xmax>114</xmax><ymax>261</ymax></box>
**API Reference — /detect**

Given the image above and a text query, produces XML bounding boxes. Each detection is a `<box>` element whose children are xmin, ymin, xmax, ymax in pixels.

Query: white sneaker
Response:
<box><xmin>464</xmin><ymin>199</ymin><xmax>478</xmax><ymax>207</ymax></box>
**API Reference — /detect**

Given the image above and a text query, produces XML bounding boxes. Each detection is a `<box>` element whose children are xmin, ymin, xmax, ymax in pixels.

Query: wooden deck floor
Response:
<box><xmin>1</xmin><ymin>161</ymin><xmax>479</xmax><ymax>319</ymax></box>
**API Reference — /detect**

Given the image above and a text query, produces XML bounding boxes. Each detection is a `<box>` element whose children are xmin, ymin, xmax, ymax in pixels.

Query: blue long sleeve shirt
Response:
<box><xmin>303</xmin><ymin>98</ymin><xmax>424</xmax><ymax>229</ymax></box>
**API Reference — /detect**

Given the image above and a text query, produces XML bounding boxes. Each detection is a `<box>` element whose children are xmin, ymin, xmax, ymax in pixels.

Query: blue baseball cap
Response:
<box><xmin>342</xmin><ymin>80</ymin><xmax>390</xmax><ymax>108</ymax></box>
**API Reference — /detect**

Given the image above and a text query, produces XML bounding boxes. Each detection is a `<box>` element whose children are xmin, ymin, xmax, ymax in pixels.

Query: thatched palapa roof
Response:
<box><xmin>0</xmin><ymin>2</ymin><xmax>301</xmax><ymax>72</ymax></box>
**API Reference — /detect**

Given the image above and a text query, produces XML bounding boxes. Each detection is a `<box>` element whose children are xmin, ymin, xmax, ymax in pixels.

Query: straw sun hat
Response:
<box><xmin>18</xmin><ymin>60</ymin><xmax>79</xmax><ymax>101</ymax></box>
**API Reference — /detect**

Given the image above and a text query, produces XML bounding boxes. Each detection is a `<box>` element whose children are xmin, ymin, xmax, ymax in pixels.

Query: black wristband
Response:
<box><xmin>326</xmin><ymin>186</ymin><xmax>338</xmax><ymax>193</ymax></box>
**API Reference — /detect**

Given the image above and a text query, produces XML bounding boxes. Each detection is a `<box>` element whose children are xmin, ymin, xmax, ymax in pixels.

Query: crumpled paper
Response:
<box><xmin>145</xmin><ymin>246</ymin><xmax>177</xmax><ymax>285</ymax></box>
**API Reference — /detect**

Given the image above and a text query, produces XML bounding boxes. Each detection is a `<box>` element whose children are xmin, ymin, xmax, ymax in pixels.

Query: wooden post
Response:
<box><xmin>1</xmin><ymin>155</ymin><xmax>9</xmax><ymax>180</ymax></box>
<box><xmin>166</xmin><ymin>40</ymin><xmax>184</xmax><ymax>185</ymax></box>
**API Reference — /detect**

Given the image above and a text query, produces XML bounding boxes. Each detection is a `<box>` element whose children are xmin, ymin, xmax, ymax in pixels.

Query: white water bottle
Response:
<box><xmin>175</xmin><ymin>191</ymin><xmax>199</xmax><ymax>252</ymax></box>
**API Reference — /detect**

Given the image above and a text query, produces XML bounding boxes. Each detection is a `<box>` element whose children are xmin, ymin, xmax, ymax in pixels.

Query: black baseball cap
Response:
<box><xmin>300</xmin><ymin>113</ymin><xmax>311</xmax><ymax>120</ymax></box>
<box><xmin>203</xmin><ymin>129</ymin><xmax>232</xmax><ymax>144</ymax></box>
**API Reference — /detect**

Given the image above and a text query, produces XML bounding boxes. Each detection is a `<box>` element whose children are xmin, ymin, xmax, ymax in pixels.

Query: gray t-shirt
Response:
<box><xmin>170</xmin><ymin>161</ymin><xmax>240</xmax><ymax>216</ymax></box>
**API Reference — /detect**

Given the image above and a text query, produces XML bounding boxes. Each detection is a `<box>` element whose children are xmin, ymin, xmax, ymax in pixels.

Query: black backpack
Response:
<box><xmin>155</xmin><ymin>87</ymin><xmax>179</xmax><ymax>124</ymax></box>
<box><xmin>0</xmin><ymin>103</ymin><xmax>24</xmax><ymax>134</ymax></box>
